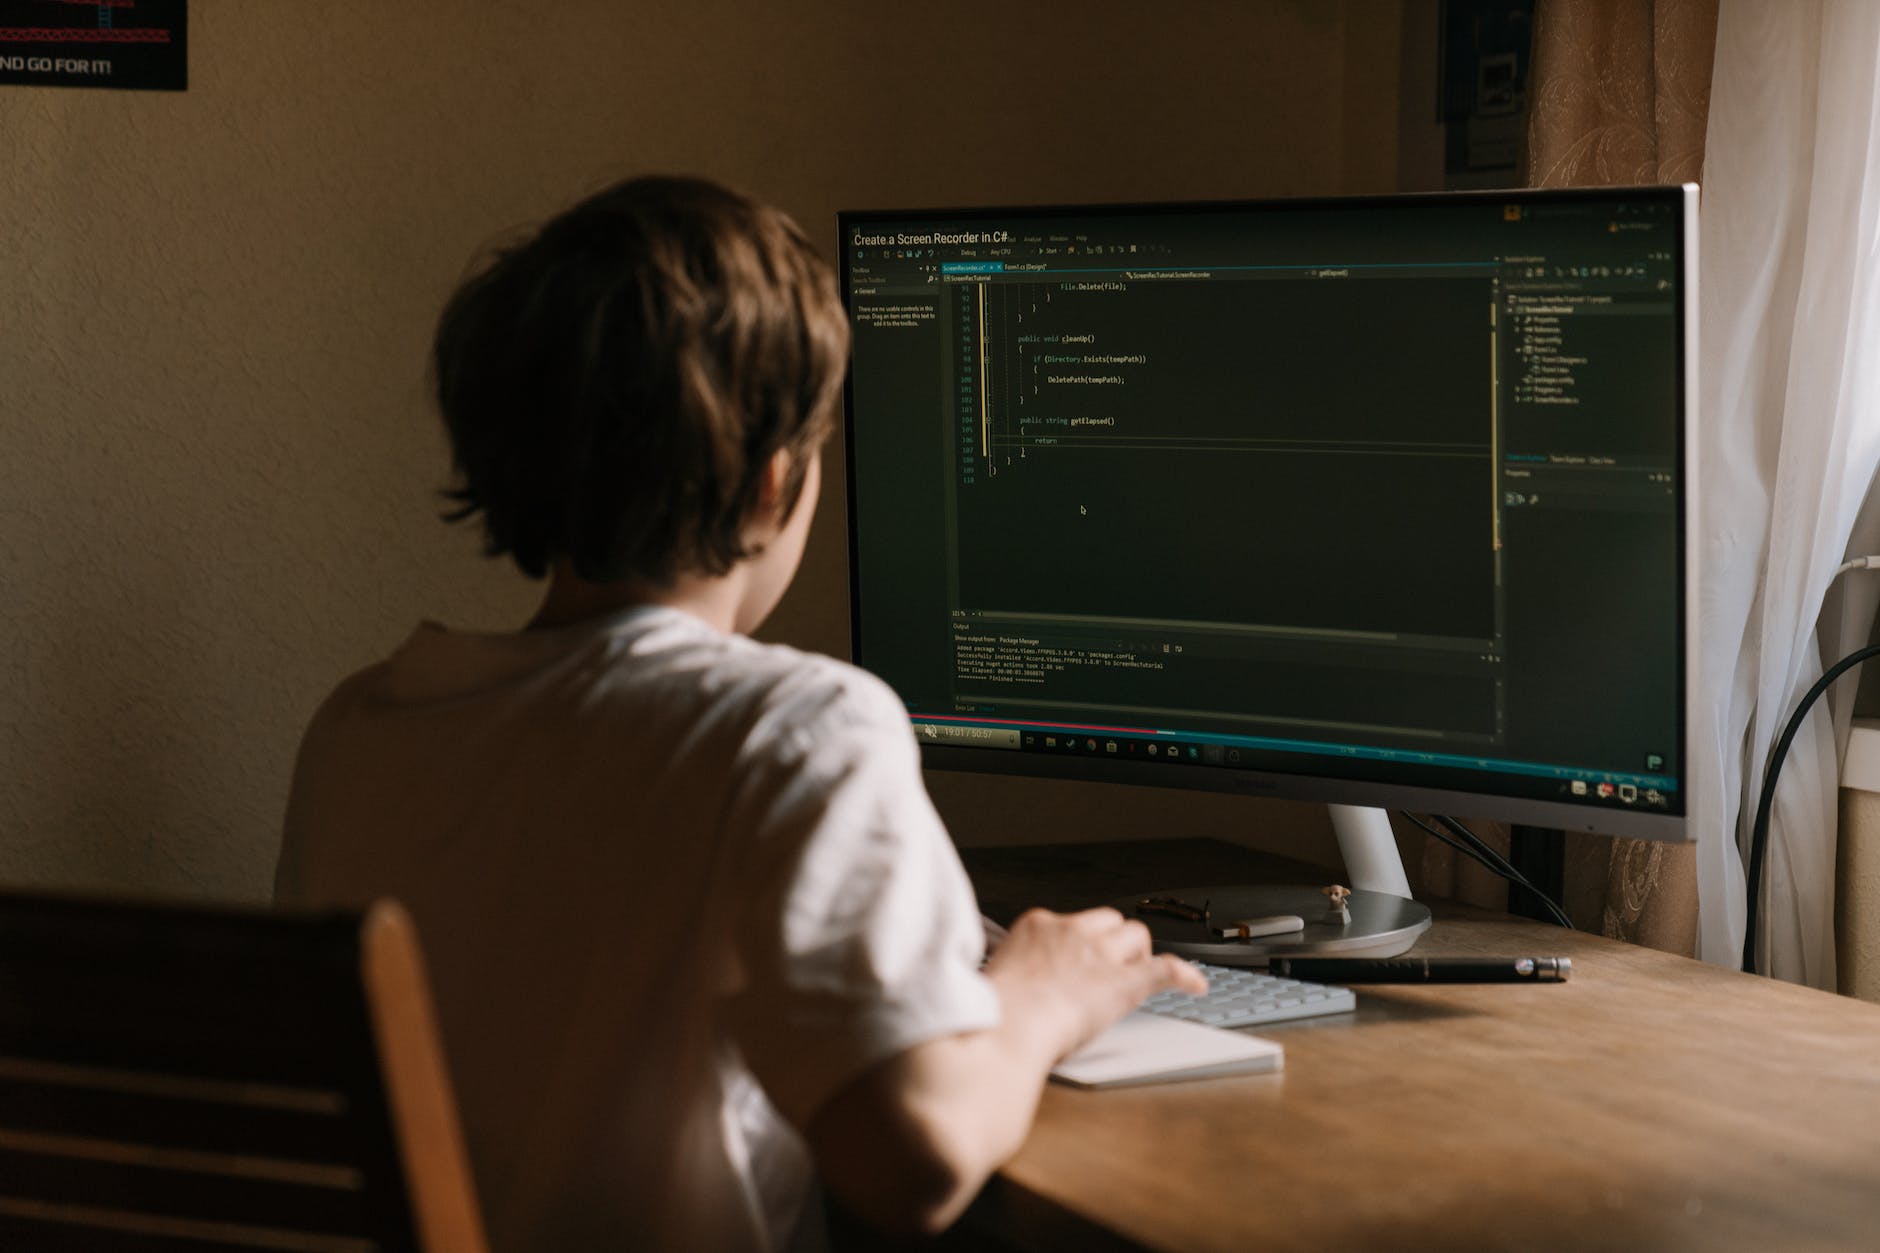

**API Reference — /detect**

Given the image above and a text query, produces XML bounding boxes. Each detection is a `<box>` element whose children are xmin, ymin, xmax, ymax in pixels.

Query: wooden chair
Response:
<box><xmin>0</xmin><ymin>891</ymin><xmax>487</xmax><ymax>1252</ymax></box>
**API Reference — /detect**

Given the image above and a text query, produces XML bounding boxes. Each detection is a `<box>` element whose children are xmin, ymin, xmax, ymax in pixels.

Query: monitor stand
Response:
<box><xmin>1111</xmin><ymin>805</ymin><xmax>1432</xmax><ymax>966</ymax></box>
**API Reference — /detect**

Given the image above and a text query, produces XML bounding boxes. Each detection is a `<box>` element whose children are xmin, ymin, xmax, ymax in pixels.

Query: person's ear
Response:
<box><xmin>758</xmin><ymin>447</ymin><xmax>791</xmax><ymax>505</ymax></box>
<box><xmin>748</xmin><ymin>447</ymin><xmax>794</xmax><ymax>535</ymax></box>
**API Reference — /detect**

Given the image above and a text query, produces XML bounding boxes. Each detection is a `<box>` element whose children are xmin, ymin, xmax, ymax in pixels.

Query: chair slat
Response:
<box><xmin>0</xmin><ymin>1198</ymin><xmax>375</xmax><ymax>1252</ymax></box>
<box><xmin>0</xmin><ymin>1144</ymin><xmax>373</xmax><ymax>1236</ymax></box>
<box><xmin>0</xmin><ymin>964</ymin><xmax>373</xmax><ymax>1088</ymax></box>
<box><xmin>0</xmin><ymin>1074</ymin><xmax>359</xmax><ymax>1165</ymax></box>
<box><xmin>0</xmin><ymin>891</ymin><xmax>484</xmax><ymax>1253</ymax></box>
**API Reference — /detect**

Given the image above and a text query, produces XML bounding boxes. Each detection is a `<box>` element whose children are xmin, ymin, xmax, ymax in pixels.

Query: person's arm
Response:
<box><xmin>804</xmin><ymin>906</ymin><xmax>1207</xmax><ymax>1237</ymax></box>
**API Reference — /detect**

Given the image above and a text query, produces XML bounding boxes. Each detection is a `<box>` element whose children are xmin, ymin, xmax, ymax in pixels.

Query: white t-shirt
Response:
<box><xmin>274</xmin><ymin>605</ymin><xmax>1000</xmax><ymax>1251</ymax></box>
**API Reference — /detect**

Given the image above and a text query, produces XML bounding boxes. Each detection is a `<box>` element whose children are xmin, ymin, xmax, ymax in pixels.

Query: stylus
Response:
<box><xmin>1266</xmin><ymin>956</ymin><xmax>1571</xmax><ymax>983</ymax></box>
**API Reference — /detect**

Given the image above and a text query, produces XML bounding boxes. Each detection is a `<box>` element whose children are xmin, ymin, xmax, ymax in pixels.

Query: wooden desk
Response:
<box><xmin>959</xmin><ymin>841</ymin><xmax>1880</xmax><ymax>1252</ymax></box>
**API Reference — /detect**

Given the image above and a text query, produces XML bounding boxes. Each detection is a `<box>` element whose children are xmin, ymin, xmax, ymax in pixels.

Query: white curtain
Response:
<box><xmin>1696</xmin><ymin>0</ymin><xmax>1880</xmax><ymax>984</ymax></box>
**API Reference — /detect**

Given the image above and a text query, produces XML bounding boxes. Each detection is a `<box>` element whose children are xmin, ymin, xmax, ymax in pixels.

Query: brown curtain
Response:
<box><xmin>1526</xmin><ymin>0</ymin><xmax>1717</xmax><ymax>952</ymax></box>
<box><xmin>1526</xmin><ymin>0</ymin><xmax>1717</xmax><ymax>187</ymax></box>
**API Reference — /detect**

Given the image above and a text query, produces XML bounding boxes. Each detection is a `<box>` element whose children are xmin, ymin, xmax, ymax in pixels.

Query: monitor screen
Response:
<box><xmin>841</xmin><ymin>186</ymin><xmax>1693</xmax><ymax>841</ymax></box>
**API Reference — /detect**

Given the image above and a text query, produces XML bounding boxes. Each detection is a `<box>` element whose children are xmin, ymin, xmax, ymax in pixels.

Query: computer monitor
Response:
<box><xmin>840</xmin><ymin>186</ymin><xmax>1695</xmax><ymax>952</ymax></box>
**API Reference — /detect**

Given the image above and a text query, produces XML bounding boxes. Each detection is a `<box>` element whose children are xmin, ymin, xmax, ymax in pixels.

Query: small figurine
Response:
<box><xmin>1321</xmin><ymin>883</ymin><xmax>1352</xmax><ymax>925</ymax></box>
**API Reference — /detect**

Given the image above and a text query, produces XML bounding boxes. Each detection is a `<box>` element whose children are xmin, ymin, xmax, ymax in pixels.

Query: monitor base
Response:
<box><xmin>1115</xmin><ymin>884</ymin><xmax>1433</xmax><ymax>965</ymax></box>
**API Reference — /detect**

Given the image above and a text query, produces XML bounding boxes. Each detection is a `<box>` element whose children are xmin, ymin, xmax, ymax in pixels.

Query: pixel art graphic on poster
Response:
<box><xmin>0</xmin><ymin>1</ymin><xmax>186</xmax><ymax>91</ymax></box>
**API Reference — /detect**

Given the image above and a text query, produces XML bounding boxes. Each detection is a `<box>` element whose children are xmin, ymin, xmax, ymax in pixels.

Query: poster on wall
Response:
<box><xmin>0</xmin><ymin>0</ymin><xmax>186</xmax><ymax>91</ymax></box>
<box><xmin>1437</xmin><ymin>0</ymin><xmax>1533</xmax><ymax>189</ymax></box>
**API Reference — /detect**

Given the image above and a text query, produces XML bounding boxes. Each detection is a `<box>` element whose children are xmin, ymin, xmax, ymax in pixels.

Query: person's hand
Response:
<box><xmin>981</xmin><ymin>906</ymin><xmax>1208</xmax><ymax>1061</ymax></box>
<box><xmin>808</xmin><ymin>908</ymin><xmax>1206</xmax><ymax>1233</ymax></box>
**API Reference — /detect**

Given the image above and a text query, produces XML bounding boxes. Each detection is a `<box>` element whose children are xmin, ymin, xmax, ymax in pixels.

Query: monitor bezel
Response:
<box><xmin>839</xmin><ymin>184</ymin><xmax>1698</xmax><ymax>843</ymax></box>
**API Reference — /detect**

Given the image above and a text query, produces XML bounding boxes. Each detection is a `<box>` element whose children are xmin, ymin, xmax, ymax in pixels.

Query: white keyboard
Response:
<box><xmin>1142</xmin><ymin>961</ymin><xmax>1356</xmax><ymax>1029</ymax></box>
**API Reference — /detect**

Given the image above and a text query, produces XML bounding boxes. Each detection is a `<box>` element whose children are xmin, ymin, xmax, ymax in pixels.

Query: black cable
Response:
<box><xmin>1399</xmin><ymin>810</ymin><xmax>1470</xmax><ymax>854</ymax></box>
<box><xmin>1435</xmin><ymin>815</ymin><xmax>1574</xmax><ymax>929</ymax></box>
<box><xmin>1399</xmin><ymin>811</ymin><xmax>1505</xmax><ymax>881</ymax></box>
<box><xmin>1741</xmin><ymin>642</ymin><xmax>1880</xmax><ymax>973</ymax></box>
<box><xmin>1433</xmin><ymin>815</ymin><xmax>1524</xmax><ymax>880</ymax></box>
<box><xmin>1439</xmin><ymin>814</ymin><xmax>1572</xmax><ymax>928</ymax></box>
<box><xmin>1398</xmin><ymin>812</ymin><xmax>1573</xmax><ymax>928</ymax></box>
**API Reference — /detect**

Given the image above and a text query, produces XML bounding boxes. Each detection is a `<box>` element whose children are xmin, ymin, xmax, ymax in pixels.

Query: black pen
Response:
<box><xmin>1267</xmin><ymin>956</ymin><xmax>1571</xmax><ymax>983</ymax></box>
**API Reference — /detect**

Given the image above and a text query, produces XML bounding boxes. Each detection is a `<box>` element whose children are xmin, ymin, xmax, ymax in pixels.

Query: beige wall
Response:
<box><xmin>1837</xmin><ymin>790</ymin><xmax>1880</xmax><ymax>1000</ymax></box>
<box><xmin>2</xmin><ymin>1</ymin><xmax>1416</xmax><ymax>902</ymax></box>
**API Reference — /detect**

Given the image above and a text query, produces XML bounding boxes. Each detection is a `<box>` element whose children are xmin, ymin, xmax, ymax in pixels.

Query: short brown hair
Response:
<box><xmin>433</xmin><ymin>175</ymin><xmax>848</xmax><ymax>583</ymax></box>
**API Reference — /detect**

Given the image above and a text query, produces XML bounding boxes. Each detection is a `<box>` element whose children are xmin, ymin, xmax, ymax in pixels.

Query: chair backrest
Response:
<box><xmin>0</xmin><ymin>891</ymin><xmax>487</xmax><ymax>1252</ymax></box>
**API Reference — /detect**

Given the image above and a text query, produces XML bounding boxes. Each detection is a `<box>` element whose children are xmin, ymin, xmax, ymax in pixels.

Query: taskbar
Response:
<box><xmin>908</xmin><ymin>714</ymin><xmax>1678</xmax><ymax>813</ymax></box>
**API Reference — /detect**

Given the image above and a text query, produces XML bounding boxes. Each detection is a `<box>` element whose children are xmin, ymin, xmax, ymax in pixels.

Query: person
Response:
<box><xmin>274</xmin><ymin>174</ymin><xmax>1204</xmax><ymax>1251</ymax></box>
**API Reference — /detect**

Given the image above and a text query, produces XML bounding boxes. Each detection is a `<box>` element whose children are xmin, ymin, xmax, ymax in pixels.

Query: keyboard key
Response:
<box><xmin>1142</xmin><ymin>962</ymin><xmax>1356</xmax><ymax>1030</ymax></box>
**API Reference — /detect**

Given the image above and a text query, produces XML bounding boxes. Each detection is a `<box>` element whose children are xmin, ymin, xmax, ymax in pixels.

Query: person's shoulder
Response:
<box><xmin>295</xmin><ymin>620</ymin><xmax>465</xmax><ymax>724</ymax></box>
<box><xmin>525</xmin><ymin>607</ymin><xmax>913</xmax><ymax>764</ymax></box>
<box><xmin>718</xmin><ymin>632</ymin><xmax>906</xmax><ymax>731</ymax></box>
<box><xmin>283</xmin><ymin>641</ymin><xmax>422</xmax><ymax>793</ymax></box>
<box><xmin>297</xmin><ymin>650</ymin><xmax>402</xmax><ymax>736</ymax></box>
